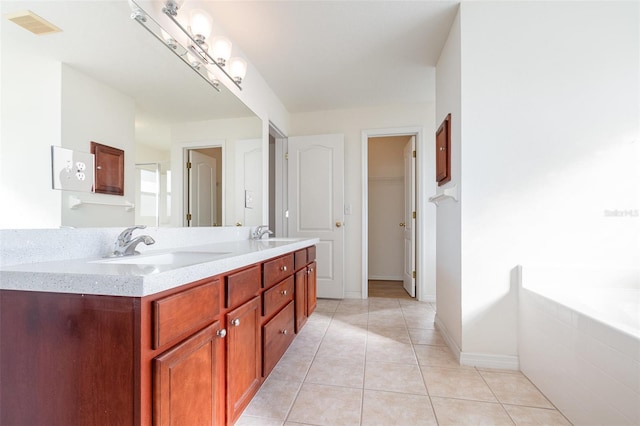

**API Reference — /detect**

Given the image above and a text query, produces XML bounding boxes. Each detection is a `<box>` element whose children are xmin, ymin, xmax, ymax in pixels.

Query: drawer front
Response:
<box><xmin>294</xmin><ymin>249</ymin><xmax>308</xmax><ymax>271</ymax></box>
<box><xmin>263</xmin><ymin>254</ymin><xmax>294</xmax><ymax>289</ymax></box>
<box><xmin>226</xmin><ymin>265</ymin><xmax>261</xmax><ymax>308</ymax></box>
<box><xmin>262</xmin><ymin>275</ymin><xmax>294</xmax><ymax>318</ymax></box>
<box><xmin>153</xmin><ymin>279</ymin><xmax>221</xmax><ymax>349</ymax></box>
<box><xmin>307</xmin><ymin>245</ymin><xmax>316</xmax><ymax>262</ymax></box>
<box><xmin>262</xmin><ymin>301</ymin><xmax>295</xmax><ymax>377</ymax></box>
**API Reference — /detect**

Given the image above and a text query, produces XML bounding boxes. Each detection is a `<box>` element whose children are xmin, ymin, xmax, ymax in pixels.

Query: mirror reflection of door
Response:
<box><xmin>186</xmin><ymin>148</ymin><xmax>222</xmax><ymax>227</ymax></box>
<box><xmin>235</xmin><ymin>139</ymin><xmax>262</xmax><ymax>226</ymax></box>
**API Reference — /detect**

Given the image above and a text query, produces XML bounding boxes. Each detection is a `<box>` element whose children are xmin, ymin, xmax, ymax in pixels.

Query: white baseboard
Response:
<box><xmin>344</xmin><ymin>291</ymin><xmax>362</xmax><ymax>299</ymax></box>
<box><xmin>435</xmin><ymin>315</ymin><xmax>520</xmax><ymax>370</ymax></box>
<box><xmin>419</xmin><ymin>295</ymin><xmax>436</xmax><ymax>303</ymax></box>
<box><xmin>368</xmin><ymin>275</ymin><xmax>404</xmax><ymax>281</ymax></box>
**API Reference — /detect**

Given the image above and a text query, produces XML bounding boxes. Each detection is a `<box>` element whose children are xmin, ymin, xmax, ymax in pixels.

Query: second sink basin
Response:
<box><xmin>94</xmin><ymin>251</ymin><xmax>231</xmax><ymax>267</ymax></box>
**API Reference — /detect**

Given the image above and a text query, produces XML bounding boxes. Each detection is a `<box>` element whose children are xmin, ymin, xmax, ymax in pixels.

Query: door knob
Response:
<box><xmin>336</xmin><ymin>221</ymin><xmax>342</xmax><ymax>228</ymax></box>
<box><xmin>399</xmin><ymin>222</ymin><xmax>406</xmax><ymax>227</ymax></box>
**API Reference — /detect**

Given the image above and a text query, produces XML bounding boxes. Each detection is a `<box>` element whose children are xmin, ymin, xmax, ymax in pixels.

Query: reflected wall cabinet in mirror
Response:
<box><xmin>91</xmin><ymin>142</ymin><xmax>124</xmax><ymax>196</ymax></box>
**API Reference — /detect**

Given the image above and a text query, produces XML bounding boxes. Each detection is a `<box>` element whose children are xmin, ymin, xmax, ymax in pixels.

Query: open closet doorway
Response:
<box><xmin>269</xmin><ymin>123</ymin><xmax>288</xmax><ymax>237</ymax></box>
<box><xmin>366</xmin><ymin>135</ymin><xmax>416</xmax><ymax>298</ymax></box>
<box><xmin>184</xmin><ymin>147</ymin><xmax>222</xmax><ymax>227</ymax></box>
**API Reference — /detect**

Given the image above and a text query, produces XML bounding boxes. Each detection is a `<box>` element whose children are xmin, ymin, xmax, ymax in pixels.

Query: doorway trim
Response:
<box><xmin>361</xmin><ymin>126</ymin><xmax>435</xmax><ymax>302</ymax></box>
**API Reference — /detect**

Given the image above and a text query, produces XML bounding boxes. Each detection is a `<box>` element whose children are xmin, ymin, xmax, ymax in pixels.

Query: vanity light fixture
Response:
<box><xmin>128</xmin><ymin>0</ymin><xmax>246</xmax><ymax>91</ymax></box>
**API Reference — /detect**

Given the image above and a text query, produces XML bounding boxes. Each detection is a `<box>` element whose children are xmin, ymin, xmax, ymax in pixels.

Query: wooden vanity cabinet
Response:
<box><xmin>294</xmin><ymin>247</ymin><xmax>317</xmax><ymax>332</ymax></box>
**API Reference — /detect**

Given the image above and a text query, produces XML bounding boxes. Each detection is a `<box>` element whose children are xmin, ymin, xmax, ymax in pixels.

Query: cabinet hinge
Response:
<box><xmin>413</xmin><ymin>270</ymin><xmax>416</xmax><ymax>279</ymax></box>
<box><xmin>285</xmin><ymin>152</ymin><xmax>289</xmax><ymax>160</ymax></box>
<box><xmin>186</xmin><ymin>161</ymin><xmax>192</xmax><ymax>169</ymax></box>
<box><xmin>186</xmin><ymin>213</ymin><xmax>192</xmax><ymax>221</ymax></box>
<box><xmin>412</xmin><ymin>211</ymin><xmax>416</xmax><ymax>219</ymax></box>
<box><xmin>412</xmin><ymin>150</ymin><xmax>416</xmax><ymax>158</ymax></box>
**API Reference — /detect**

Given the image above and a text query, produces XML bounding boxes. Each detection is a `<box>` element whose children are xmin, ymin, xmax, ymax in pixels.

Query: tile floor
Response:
<box><xmin>235</xmin><ymin>298</ymin><xmax>572</xmax><ymax>426</ymax></box>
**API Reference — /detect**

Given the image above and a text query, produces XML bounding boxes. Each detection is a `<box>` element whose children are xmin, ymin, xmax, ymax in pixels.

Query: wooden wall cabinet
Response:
<box><xmin>91</xmin><ymin>141</ymin><xmax>125</xmax><ymax>195</ymax></box>
<box><xmin>435</xmin><ymin>113</ymin><xmax>451</xmax><ymax>186</ymax></box>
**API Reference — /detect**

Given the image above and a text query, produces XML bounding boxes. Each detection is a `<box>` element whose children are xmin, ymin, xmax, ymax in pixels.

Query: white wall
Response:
<box><xmin>436</xmin><ymin>1</ymin><xmax>639</xmax><ymax>363</ymax></box>
<box><xmin>434</xmin><ymin>10</ymin><xmax>463</xmax><ymax>352</ymax></box>
<box><xmin>60</xmin><ymin>65</ymin><xmax>136</xmax><ymax>228</ymax></box>
<box><xmin>290</xmin><ymin>103</ymin><xmax>437</xmax><ymax>299</ymax></box>
<box><xmin>0</xmin><ymin>42</ymin><xmax>62</xmax><ymax>229</ymax></box>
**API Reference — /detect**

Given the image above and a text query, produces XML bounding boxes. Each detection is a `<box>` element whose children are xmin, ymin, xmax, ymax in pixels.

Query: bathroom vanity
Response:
<box><xmin>0</xmin><ymin>238</ymin><xmax>317</xmax><ymax>425</ymax></box>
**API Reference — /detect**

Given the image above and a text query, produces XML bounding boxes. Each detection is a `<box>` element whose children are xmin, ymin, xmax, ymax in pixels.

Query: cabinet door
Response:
<box><xmin>153</xmin><ymin>322</ymin><xmax>223</xmax><ymax>426</ymax></box>
<box><xmin>226</xmin><ymin>296</ymin><xmax>261</xmax><ymax>423</ymax></box>
<box><xmin>294</xmin><ymin>268</ymin><xmax>308</xmax><ymax>332</ymax></box>
<box><xmin>307</xmin><ymin>261</ymin><xmax>317</xmax><ymax>315</ymax></box>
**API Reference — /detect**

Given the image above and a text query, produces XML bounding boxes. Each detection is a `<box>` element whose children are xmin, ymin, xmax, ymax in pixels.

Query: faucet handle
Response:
<box><xmin>117</xmin><ymin>225</ymin><xmax>146</xmax><ymax>243</ymax></box>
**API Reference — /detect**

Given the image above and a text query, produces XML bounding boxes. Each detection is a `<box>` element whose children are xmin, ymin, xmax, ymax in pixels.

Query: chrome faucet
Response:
<box><xmin>251</xmin><ymin>225</ymin><xmax>273</xmax><ymax>240</ymax></box>
<box><xmin>113</xmin><ymin>225</ymin><xmax>155</xmax><ymax>256</ymax></box>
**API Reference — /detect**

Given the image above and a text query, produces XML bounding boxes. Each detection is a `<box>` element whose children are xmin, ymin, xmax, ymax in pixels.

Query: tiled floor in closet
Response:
<box><xmin>235</xmin><ymin>298</ymin><xmax>572</xmax><ymax>426</ymax></box>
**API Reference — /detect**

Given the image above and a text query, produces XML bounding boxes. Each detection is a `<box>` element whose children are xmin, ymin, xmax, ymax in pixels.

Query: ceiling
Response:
<box><xmin>2</xmin><ymin>1</ymin><xmax>459</xmax><ymax>121</ymax></box>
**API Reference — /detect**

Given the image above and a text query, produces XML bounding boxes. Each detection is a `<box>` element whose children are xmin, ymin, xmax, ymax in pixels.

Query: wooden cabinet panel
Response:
<box><xmin>226</xmin><ymin>265</ymin><xmax>260</xmax><ymax>308</ymax></box>
<box><xmin>307</xmin><ymin>245</ymin><xmax>316</xmax><ymax>262</ymax></box>
<box><xmin>294</xmin><ymin>249</ymin><xmax>308</xmax><ymax>271</ymax></box>
<box><xmin>263</xmin><ymin>254</ymin><xmax>294</xmax><ymax>289</ymax></box>
<box><xmin>307</xmin><ymin>261</ymin><xmax>317</xmax><ymax>316</ymax></box>
<box><xmin>294</xmin><ymin>268</ymin><xmax>308</xmax><ymax>333</ymax></box>
<box><xmin>91</xmin><ymin>141</ymin><xmax>125</xmax><ymax>195</ymax></box>
<box><xmin>153</xmin><ymin>322</ymin><xmax>221</xmax><ymax>426</ymax></box>
<box><xmin>0</xmin><ymin>291</ymin><xmax>136</xmax><ymax>426</ymax></box>
<box><xmin>262</xmin><ymin>275</ymin><xmax>294</xmax><ymax>319</ymax></box>
<box><xmin>226</xmin><ymin>296</ymin><xmax>261</xmax><ymax>423</ymax></box>
<box><xmin>262</xmin><ymin>302</ymin><xmax>295</xmax><ymax>377</ymax></box>
<box><xmin>153</xmin><ymin>279</ymin><xmax>221</xmax><ymax>349</ymax></box>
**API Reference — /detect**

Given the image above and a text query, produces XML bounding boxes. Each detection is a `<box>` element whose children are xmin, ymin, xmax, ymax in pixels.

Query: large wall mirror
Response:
<box><xmin>0</xmin><ymin>1</ymin><xmax>263</xmax><ymax>229</ymax></box>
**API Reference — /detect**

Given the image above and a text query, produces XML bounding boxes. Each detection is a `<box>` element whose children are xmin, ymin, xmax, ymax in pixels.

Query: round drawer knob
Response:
<box><xmin>281</xmin><ymin>329</ymin><xmax>288</xmax><ymax>335</ymax></box>
<box><xmin>231</xmin><ymin>318</ymin><xmax>241</xmax><ymax>327</ymax></box>
<box><xmin>280</xmin><ymin>265</ymin><xmax>287</xmax><ymax>272</ymax></box>
<box><xmin>281</xmin><ymin>290</ymin><xmax>288</xmax><ymax>296</ymax></box>
<box><xmin>217</xmin><ymin>328</ymin><xmax>227</xmax><ymax>338</ymax></box>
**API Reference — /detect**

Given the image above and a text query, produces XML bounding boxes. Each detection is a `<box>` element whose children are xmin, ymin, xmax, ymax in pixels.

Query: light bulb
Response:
<box><xmin>189</xmin><ymin>9</ymin><xmax>212</xmax><ymax>42</ymax></box>
<box><xmin>186</xmin><ymin>52</ymin><xmax>201</xmax><ymax>69</ymax></box>
<box><xmin>211</xmin><ymin>36</ymin><xmax>232</xmax><ymax>66</ymax></box>
<box><xmin>228</xmin><ymin>57</ymin><xmax>247</xmax><ymax>84</ymax></box>
<box><xmin>161</xmin><ymin>29</ymin><xmax>177</xmax><ymax>49</ymax></box>
<box><xmin>163</xmin><ymin>0</ymin><xmax>185</xmax><ymax>16</ymax></box>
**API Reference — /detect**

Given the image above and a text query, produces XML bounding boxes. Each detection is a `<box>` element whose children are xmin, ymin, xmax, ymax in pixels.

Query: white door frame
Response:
<box><xmin>361</xmin><ymin>127</ymin><xmax>435</xmax><ymax>302</ymax></box>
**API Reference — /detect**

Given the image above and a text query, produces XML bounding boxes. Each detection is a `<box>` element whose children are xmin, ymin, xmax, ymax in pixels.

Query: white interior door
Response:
<box><xmin>188</xmin><ymin>150</ymin><xmax>216</xmax><ymax>227</ymax></box>
<box><xmin>403</xmin><ymin>137</ymin><xmax>416</xmax><ymax>297</ymax></box>
<box><xmin>235</xmin><ymin>139</ymin><xmax>262</xmax><ymax>226</ymax></box>
<box><xmin>288</xmin><ymin>134</ymin><xmax>345</xmax><ymax>299</ymax></box>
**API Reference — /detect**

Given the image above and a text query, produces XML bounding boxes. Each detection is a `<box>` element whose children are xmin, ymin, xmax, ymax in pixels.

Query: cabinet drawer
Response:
<box><xmin>262</xmin><ymin>301</ymin><xmax>295</xmax><ymax>377</ymax></box>
<box><xmin>153</xmin><ymin>280</ymin><xmax>221</xmax><ymax>349</ymax></box>
<box><xmin>294</xmin><ymin>249</ymin><xmax>308</xmax><ymax>271</ymax></box>
<box><xmin>263</xmin><ymin>254</ymin><xmax>294</xmax><ymax>289</ymax></box>
<box><xmin>262</xmin><ymin>275</ymin><xmax>294</xmax><ymax>318</ymax></box>
<box><xmin>307</xmin><ymin>245</ymin><xmax>316</xmax><ymax>262</ymax></box>
<box><xmin>226</xmin><ymin>265</ymin><xmax>261</xmax><ymax>308</ymax></box>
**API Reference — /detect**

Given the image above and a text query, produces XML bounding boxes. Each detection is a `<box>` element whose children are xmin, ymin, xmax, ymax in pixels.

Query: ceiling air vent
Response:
<box><xmin>6</xmin><ymin>10</ymin><xmax>62</xmax><ymax>35</ymax></box>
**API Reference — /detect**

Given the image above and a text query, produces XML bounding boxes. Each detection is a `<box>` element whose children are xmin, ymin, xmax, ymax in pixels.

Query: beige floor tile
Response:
<box><xmin>422</xmin><ymin>366</ymin><xmax>497</xmax><ymax>402</ymax></box>
<box><xmin>364</xmin><ymin>361</ymin><xmax>427</xmax><ymax>395</ymax></box>
<box><xmin>243</xmin><ymin>377</ymin><xmax>301</xmax><ymax>420</ymax></box>
<box><xmin>480</xmin><ymin>371</ymin><xmax>554</xmax><ymax>408</ymax></box>
<box><xmin>335</xmin><ymin>299</ymin><xmax>370</xmax><ymax>314</ymax></box>
<box><xmin>408</xmin><ymin>328</ymin><xmax>445</xmax><ymax>346</ymax></box>
<box><xmin>235</xmin><ymin>415</ymin><xmax>284</xmax><ymax>426</ymax></box>
<box><xmin>332</xmin><ymin>311</ymin><xmax>369</xmax><ymax>326</ymax></box>
<box><xmin>431</xmin><ymin>397</ymin><xmax>515</xmax><ymax>425</ymax></box>
<box><xmin>365</xmin><ymin>339</ymin><xmax>417</xmax><ymax>365</ymax></box>
<box><xmin>314</xmin><ymin>298</ymin><xmax>340</xmax><ymax>313</ymax></box>
<box><xmin>503</xmin><ymin>405</ymin><xmax>572</xmax><ymax>425</ymax></box>
<box><xmin>367</xmin><ymin>297</ymin><xmax>401</xmax><ymax>309</ymax></box>
<box><xmin>361</xmin><ymin>389</ymin><xmax>437</xmax><ymax>425</ymax></box>
<box><xmin>367</xmin><ymin>324</ymin><xmax>411</xmax><ymax>344</ymax></box>
<box><xmin>287</xmin><ymin>383</ymin><xmax>362</xmax><ymax>425</ymax></box>
<box><xmin>305</xmin><ymin>355</ymin><xmax>365</xmax><ymax>388</ymax></box>
<box><xmin>316</xmin><ymin>338</ymin><xmax>366</xmax><ymax>361</ymax></box>
<box><xmin>269</xmin><ymin>351</ymin><xmax>313</xmax><ymax>383</ymax></box>
<box><xmin>414</xmin><ymin>344</ymin><xmax>468</xmax><ymax>368</ymax></box>
<box><xmin>368</xmin><ymin>313</ymin><xmax>407</xmax><ymax>328</ymax></box>
<box><xmin>403</xmin><ymin>312</ymin><xmax>437</xmax><ymax>329</ymax></box>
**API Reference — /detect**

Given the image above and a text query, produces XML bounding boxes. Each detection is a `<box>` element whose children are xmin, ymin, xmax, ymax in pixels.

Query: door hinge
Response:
<box><xmin>186</xmin><ymin>161</ymin><xmax>192</xmax><ymax>169</ymax></box>
<box><xmin>186</xmin><ymin>213</ymin><xmax>192</xmax><ymax>221</ymax></box>
<box><xmin>412</xmin><ymin>211</ymin><xmax>416</xmax><ymax>219</ymax></box>
<box><xmin>412</xmin><ymin>150</ymin><xmax>416</xmax><ymax>158</ymax></box>
<box><xmin>285</xmin><ymin>152</ymin><xmax>288</xmax><ymax>160</ymax></box>
<box><xmin>412</xmin><ymin>270</ymin><xmax>416</xmax><ymax>279</ymax></box>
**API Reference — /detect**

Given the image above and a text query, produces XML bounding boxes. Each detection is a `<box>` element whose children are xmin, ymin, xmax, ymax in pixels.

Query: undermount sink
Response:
<box><xmin>93</xmin><ymin>251</ymin><xmax>231</xmax><ymax>267</ymax></box>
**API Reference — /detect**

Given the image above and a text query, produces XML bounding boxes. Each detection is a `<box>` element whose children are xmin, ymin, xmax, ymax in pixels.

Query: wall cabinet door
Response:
<box><xmin>153</xmin><ymin>322</ymin><xmax>223</xmax><ymax>426</ymax></box>
<box><xmin>226</xmin><ymin>296</ymin><xmax>261</xmax><ymax>423</ymax></box>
